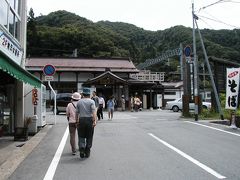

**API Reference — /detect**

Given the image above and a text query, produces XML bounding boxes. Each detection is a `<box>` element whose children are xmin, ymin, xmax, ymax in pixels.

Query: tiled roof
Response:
<box><xmin>84</xmin><ymin>71</ymin><xmax>127</xmax><ymax>85</ymax></box>
<box><xmin>25</xmin><ymin>58</ymin><xmax>139</xmax><ymax>73</ymax></box>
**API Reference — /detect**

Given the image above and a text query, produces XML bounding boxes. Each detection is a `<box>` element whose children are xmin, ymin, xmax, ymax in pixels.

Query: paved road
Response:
<box><xmin>9</xmin><ymin>110</ymin><xmax>240</xmax><ymax>180</ymax></box>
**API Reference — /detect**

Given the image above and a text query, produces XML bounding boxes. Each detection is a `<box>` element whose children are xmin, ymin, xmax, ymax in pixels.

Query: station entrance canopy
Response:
<box><xmin>84</xmin><ymin>71</ymin><xmax>127</xmax><ymax>85</ymax></box>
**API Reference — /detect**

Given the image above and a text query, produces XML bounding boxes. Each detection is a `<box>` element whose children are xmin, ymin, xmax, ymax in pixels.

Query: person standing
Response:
<box><xmin>91</xmin><ymin>91</ymin><xmax>99</xmax><ymax>110</ymax></box>
<box><xmin>121</xmin><ymin>95</ymin><xmax>126</xmax><ymax>111</ymax></box>
<box><xmin>76</xmin><ymin>88</ymin><xmax>97</xmax><ymax>158</ymax></box>
<box><xmin>107</xmin><ymin>96</ymin><xmax>115</xmax><ymax>120</ymax></box>
<box><xmin>66</xmin><ymin>92</ymin><xmax>81</xmax><ymax>155</ymax></box>
<box><xmin>97</xmin><ymin>96</ymin><xmax>105</xmax><ymax>120</ymax></box>
<box><xmin>134</xmin><ymin>95</ymin><xmax>141</xmax><ymax>112</ymax></box>
<box><xmin>130</xmin><ymin>95</ymin><xmax>134</xmax><ymax>112</ymax></box>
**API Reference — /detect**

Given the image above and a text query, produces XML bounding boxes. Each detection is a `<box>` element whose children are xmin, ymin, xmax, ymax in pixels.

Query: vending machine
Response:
<box><xmin>24</xmin><ymin>84</ymin><xmax>46</xmax><ymax>132</ymax></box>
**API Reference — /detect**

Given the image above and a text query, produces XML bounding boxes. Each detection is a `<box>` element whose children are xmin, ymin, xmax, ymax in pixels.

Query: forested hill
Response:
<box><xmin>27</xmin><ymin>9</ymin><xmax>240</xmax><ymax>67</ymax></box>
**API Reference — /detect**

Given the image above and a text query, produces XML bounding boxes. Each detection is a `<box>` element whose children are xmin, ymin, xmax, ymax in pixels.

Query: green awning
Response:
<box><xmin>0</xmin><ymin>56</ymin><xmax>42</xmax><ymax>88</ymax></box>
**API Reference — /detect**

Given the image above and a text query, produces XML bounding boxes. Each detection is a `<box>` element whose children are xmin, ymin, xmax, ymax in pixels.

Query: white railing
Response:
<box><xmin>130</xmin><ymin>71</ymin><xmax>165</xmax><ymax>82</ymax></box>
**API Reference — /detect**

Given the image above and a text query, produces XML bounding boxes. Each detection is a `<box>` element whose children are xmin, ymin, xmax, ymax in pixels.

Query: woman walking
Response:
<box><xmin>107</xmin><ymin>96</ymin><xmax>115</xmax><ymax>120</ymax></box>
<box><xmin>66</xmin><ymin>92</ymin><xmax>81</xmax><ymax>155</ymax></box>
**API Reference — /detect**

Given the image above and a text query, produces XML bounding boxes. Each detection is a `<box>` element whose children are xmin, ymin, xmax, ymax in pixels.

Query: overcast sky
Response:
<box><xmin>27</xmin><ymin>0</ymin><xmax>240</xmax><ymax>31</ymax></box>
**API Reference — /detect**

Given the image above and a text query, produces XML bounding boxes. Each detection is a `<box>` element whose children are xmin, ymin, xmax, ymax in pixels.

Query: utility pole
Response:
<box><xmin>195</xmin><ymin>20</ymin><xmax>224</xmax><ymax>120</ymax></box>
<box><xmin>192</xmin><ymin>1</ymin><xmax>199</xmax><ymax>121</ymax></box>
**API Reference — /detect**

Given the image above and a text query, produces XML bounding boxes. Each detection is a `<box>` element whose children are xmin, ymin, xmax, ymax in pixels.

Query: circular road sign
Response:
<box><xmin>184</xmin><ymin>46</ymin><xmax>192</xmax><ymax>57</ymax></box>
<box><xmin>43</xmin><ymin>64</ymin><xmax>56</xmax><ymax>76</ymax></box>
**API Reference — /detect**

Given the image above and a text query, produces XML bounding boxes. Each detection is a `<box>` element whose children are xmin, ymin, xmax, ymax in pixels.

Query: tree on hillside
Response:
<box><xmin>26</xmin><ymin>10</ymin><xmax>240</xmax><ymax>68</ymax></box>
<box><xmin>27</xmin><ymin>8</ymin><xmax>38</xmax><ymax>57</ymax></box>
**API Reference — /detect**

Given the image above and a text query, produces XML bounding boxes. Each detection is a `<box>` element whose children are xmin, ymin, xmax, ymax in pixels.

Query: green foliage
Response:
<box><xmin>27</xmin><ymin>10</ymin><xmax>240</xmax><ymax>67</ymax></box>
<box><xmin>199</xmin><ymin>93</ymin><xmax>240</xmax><ymax>120</ymax></box>
<box><xmin>199</xmin><ymin>109</ymin><xmax>218</xmax><ymax>120</ymax></box>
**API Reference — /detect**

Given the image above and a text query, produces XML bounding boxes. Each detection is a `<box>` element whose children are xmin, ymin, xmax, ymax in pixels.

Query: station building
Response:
<box><xmin>25</xmin><ymin>57</ymin><xmax>165</xmax><ymax>109</ymax></box>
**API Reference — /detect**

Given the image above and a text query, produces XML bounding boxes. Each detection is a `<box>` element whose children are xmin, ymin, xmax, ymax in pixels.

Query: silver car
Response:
<box><xmin>165</xmin><ymin>98</ymin><xmax>211</xmax><ymax>112</ymax></box>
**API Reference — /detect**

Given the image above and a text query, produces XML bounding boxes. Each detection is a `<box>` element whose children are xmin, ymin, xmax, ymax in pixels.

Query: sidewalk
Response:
<box><xmin>0</xmin><ymin>125</ymin><xmax>52</xmax><ymax>180</ymax></box>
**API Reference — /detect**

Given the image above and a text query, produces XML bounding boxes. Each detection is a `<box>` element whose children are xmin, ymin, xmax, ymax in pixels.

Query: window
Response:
<box><xmin>0</xmin><ymin>1</ymin><xmax>8</xmax><ymax>28</ymax></box>
<box><xmin>15</xmin><ymin>0</ymin><xmax>19</xmax><ymax>14</ymax></box>
<box><xmin>0</xmin><ymin>0</ymin><xmax>21</xmax><ymax>41</ymax></box>
<box><xmin>9</xmin><ymin>0</ymin><xmax>15</xmax><ymax>8</ymax></box>
<box><xmin>165</xmin><ymin>91</ymin><xmax>176</xmax><ymax>95</ymax></box>
<box><xmin>9</xmin><ymin>10</ymin><xmax>15</xmax><ymax>36</ymax></box>
<box><xmin>14</xmin><ymin>16</ymin><xmax>20</xmax><ymax>40</ymax></box>
<box><xmin>206</xmin><ymin>92</ymin><xmax>211</xmax><ymax>98</ymax></box>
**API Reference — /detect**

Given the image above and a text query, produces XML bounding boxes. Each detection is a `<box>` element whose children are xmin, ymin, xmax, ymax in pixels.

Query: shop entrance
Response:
<box><xmin>0</xmin><ymin>71</ymin><xmax>15</xmax><ymax>136</ymax></box>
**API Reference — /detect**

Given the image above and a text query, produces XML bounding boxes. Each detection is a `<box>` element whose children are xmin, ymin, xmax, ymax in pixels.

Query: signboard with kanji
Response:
<box><xmin>225</xmin><ymin>68</ymin><xmax>240</xmax><ymax>110</ymax></box>
<box><xmin>32</xmin><ymin>88</ymin><xmax>38</xmax><ymax>105</ymax></box>
<box><xmin>0</xmin><ymin>30</ymin><xmax>23</xmax><ymax>65</ymax></box>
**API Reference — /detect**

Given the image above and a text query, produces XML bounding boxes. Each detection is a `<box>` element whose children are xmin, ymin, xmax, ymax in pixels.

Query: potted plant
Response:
<box><xmin>24</xmin><ymin>117</ymin><xmax>32</xmax><ymax>128</ymax></box>
<box><xmin>14</xmin><ymin>117</ymin><xmax>32</xmax><ymax>141</ymax></box>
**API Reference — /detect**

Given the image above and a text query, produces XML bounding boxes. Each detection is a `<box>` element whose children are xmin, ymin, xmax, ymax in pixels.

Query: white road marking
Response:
<box><xmin>43</xmin><ymin>126</ymin><xmax>69</xmax><ymax>180</ymax></box>
<box><xmin>148</xmin><ymin>133</ymin><xmax>226</xmax><ymax>179</ymax></box>
<box><xmin>185</xmin><ymin>121</ymin><xmax>240</xmax><ymax>137</ymax></box>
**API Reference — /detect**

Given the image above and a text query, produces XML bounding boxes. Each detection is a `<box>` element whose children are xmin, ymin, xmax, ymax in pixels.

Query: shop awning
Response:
<box><xmin>0</xmin><ymin>56</ymin><xmax>42</xmax><ymax>88</ymax></box>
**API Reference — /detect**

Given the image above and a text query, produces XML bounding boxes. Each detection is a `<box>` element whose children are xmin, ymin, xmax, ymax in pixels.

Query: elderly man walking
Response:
<box><xmin>76</xmin><ymin>88</ymin><xmax>97</xmax><ymax>158</ymax></box>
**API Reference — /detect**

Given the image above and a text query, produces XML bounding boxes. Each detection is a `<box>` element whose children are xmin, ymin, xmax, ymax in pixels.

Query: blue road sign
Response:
<box><xmin>43</xmin><ymin>64</ymin><xmax>55</xmax><ymax>76</ymax></box>
<box><xmin>184</xmin><ymin>46</ymin><xmax>192</xmax><ymax>57</ymax></box>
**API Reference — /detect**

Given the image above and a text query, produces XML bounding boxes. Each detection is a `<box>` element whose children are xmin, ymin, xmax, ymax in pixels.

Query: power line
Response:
<box><xmin>196</xmin><ymin>0</ymin><xmax>240</xmax><ymax>29</ymax></box>
<box><xmin>198</xmin><ymin>15</ymin><xmax>240</xmax><ymax>29</ymax></box>
<box><xmin>197</xmin><ymin>0</ymin><xmax>240</xmax><ymax>14</ymax></box>
<box><xmin>226</xmin><ymin>0</ymin><xmax>240</xmax><ymax>3</ymax></box>
<box><xmin>197</xmin><ymin>17</ymin><xmax>215</xmax><ymax>29</ymax></box>
<box><xmin>198</xmin><ymin>0</ymin><xmax>231</xmax><ymax>12</ymax></box>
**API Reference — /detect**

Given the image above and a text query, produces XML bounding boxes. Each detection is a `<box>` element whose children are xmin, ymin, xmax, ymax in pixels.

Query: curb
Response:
<box><xmin>0</xmin><ymin>125</ymin><xmax>52</xmax><ymax>180</ymax></box>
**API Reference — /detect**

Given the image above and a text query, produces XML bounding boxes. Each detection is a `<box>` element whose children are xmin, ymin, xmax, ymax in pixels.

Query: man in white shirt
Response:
<box><xmin>97</xmin><ymin>96</ymin><xmax>105</xmax><ymax>120</ymax></box>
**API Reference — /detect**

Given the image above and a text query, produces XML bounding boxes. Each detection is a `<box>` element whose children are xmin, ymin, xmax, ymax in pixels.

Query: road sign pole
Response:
<box><xmin>183</xmin><ymin>46</ymin><xmax>192</xmax><ymax>117</ymax></box>
<box><xmin>48</xmin><ymin>80</ymin><xmax>56</xmax><ymax>125</ymax></box>
<box><xmin>43</xmin><ymin>64</ymin><xmax>57</xmax><ymax>124</ymax></box>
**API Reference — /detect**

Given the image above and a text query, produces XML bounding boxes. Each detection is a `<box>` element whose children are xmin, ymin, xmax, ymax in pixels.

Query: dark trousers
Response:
<box><xmin>97</xmin><ymin>104</ymin><xmax>103</xmax><ymax>120</ymax></box>
<box><xmin>134</xmin><ymin>104</ymin><xmax>139</xmax><ymax>112</ymax></box>
<box><xmin>77</xmin><ymin>117</ymin><xmax>94</xmax><ymax>150</ymax></box>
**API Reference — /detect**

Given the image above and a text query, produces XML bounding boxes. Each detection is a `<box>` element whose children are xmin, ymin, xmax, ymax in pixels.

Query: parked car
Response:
<box><xmin>50</xmin><ymin>93</ymin><xmax>72</xmax><ymax>114</ymax></box>
<box><xmin>165</xmin><ymin>98</ymin><xmax>211</xmax><ymax>112</ymax></box>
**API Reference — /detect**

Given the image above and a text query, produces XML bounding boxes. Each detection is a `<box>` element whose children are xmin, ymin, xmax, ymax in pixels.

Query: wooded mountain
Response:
<box><xmin>27</xmin><ymin>10</ymin><xmax>240</xmax><ymax>69</ymax></box>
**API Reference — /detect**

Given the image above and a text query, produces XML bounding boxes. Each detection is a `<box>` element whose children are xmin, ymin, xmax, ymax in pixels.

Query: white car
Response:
<box><xmin>165</xmin><ymin>98</ymin><xmax>211</xmax><ymax>112</ymax></box>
